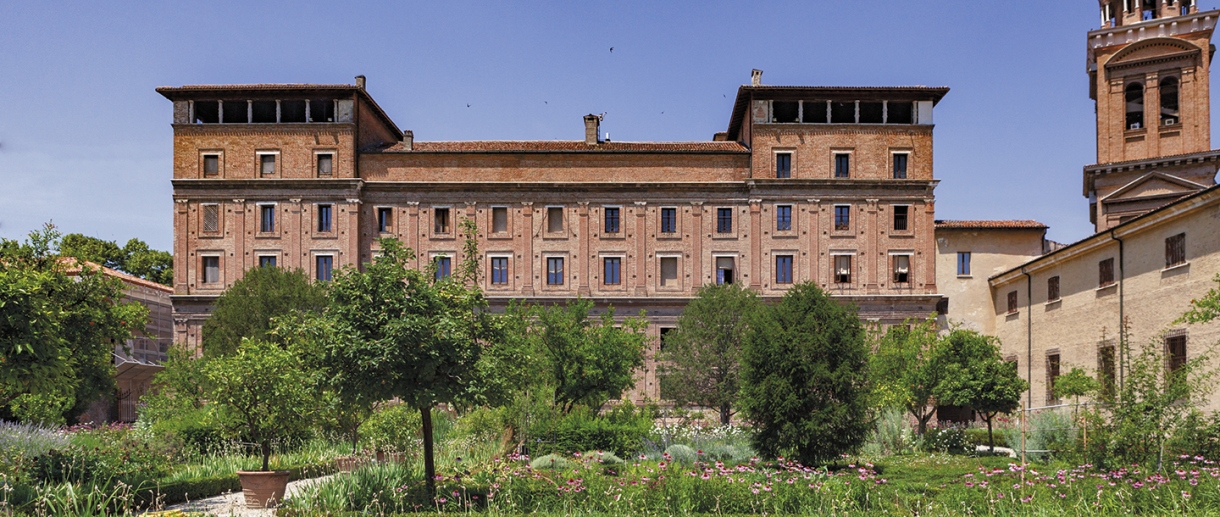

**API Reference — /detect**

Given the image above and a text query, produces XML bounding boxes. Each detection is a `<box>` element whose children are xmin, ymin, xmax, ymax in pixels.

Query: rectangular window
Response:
<box><xmin>547</xmin><ymin>207</ymin><xmax>564</xmax><ymax>233</ymax></box>
<box><xmin>715</xmin><ymin>257</ymin><xmax>735</xmax><ymax>285</ymax></box>
<box><xmin>957</xmin><ymin>252</ymin><xmax>971</xmax><ymax>276</ymax></box>
<box><xmin>317</xmin><ymin>153</ymin><xmax>333</xmax><ymax>177</ymax></box>
<box><xmin>1048</xmin><ymin>276</ymin><xmax>1061</xmax><ymax>302</ymax></box>
<box><xmin>834</xmin><ymin>206</ymin><xmax>850</xmax><ymax>231</ymax></box>
<box><xmin>604</xmin><ymin>207</ymin><xmax>620</xmax><ymax>233</ymax></box>
<box><xmin>435</xmin><ymin>256</ymin><xmax>451</xmax><ymax>280</ymax></box>
<box><xmin>1099</xmin><ymin>258</ymin><xmax>1115</xmax><ymax>287</ymax></box>
<box><xmin>260</xmin><ymin>154</ymin><xmax>276</xmax><ymax>176</ymax></box>
<box><xmin>834</xmin><ymin>153</ymin><xmax>850</xmax><ymax>178</ymax></box>
<box><xmin>202</xmin><ymin>204</ymin><xmax>219</xmax><ymax>233</ymax></box>
<box><xmin>893</xmin><ymin>154</ymin><xmax>908</xmax><ymax>179</ymax></box>
<box><xmin>1007</xmin><ymin>291</ymin><xmax>1019</xmax><ymax>314</ymax></box>
<box><xmin>834</xmin><ymin>255</ymin><xmax>852</xmax><ymax>284</ymax></box>
<box><xmin>660</xmin><ymin>257</ymin><xmax>678</xmax><ymax>287</ymax></box>
<box><xmin>1166</xmin><ymin>233</ymin><xmax>1186</xmax><ymax>268</ymax></box>
<box><xmin>202</xmin><ymin>256</ymin><xmax>220</xmax><ymax>284</ymax></box>
<box><xmin>775</xmin><ymin>153</ymin><xmax>791</xmax><ymax>178</ymax></box>
<box><xmin>260</xmin><ymin>205</ymin><xmax>275</xmax><ymax>233</ymax></box>
<box><xmin>604</xmin><ymin>257</ymin><xmax>621</xmax><ymax>285</ymax></box>
<box><xmin>776</xmin><ymin>205</ymin><xmax>792</xmax><ymax>231</ymax></box>
<box><xmin>316</xmin><ymin>256</ymin><xmax>333</xmax><ymax>282</ymax></box>
<box><xmin>434</xmin><ymin>207</ymin><xmax>450</xmax><ymax>233</ymax></box>
<box><xmin>492</xmin><ymin>207</ymin><xmax>508</xmax><ymax>233</ymax></box>
<box><xmin>717</xmin><ymin>208</ymin><xmax>733</xmax><ymax>233</ymax></box>
<box><xmin>547</xmin><ymin>257</ymin><xmax>564</xmax><ymax>285</ymax></box>
<box><xmin>378</xmin><ymin>207</ymin><xmax>393</xmax><ymax>233</ymax></box>
<box><xmin>775</xmin><ymin>255</ymin><xmax>793</xmax><ymax>284</ymax></box>
<box><xmin>893</xmin><ymin>206</ymin><xmax>909</xmax><ymax>231</ymax></box>
<box><xmin>660</xmin><ymin>208</ymin><xmax>677</xmax><ymax>233</ymax></box>
<box><xmin>1047</xmin><ymin>354</ymin><xmax>1061</xmax><ymax>402</ymax></box>
<box><xmin>490</xmin><ymin>257</ymin><xmax>509</xmax><ymax>285</ymax></box>
<box><xmin>1098</xmin><ymin>344</ymin><xmax>1116</xmax><ymax>398</ymax></box>
<box><xmin>893</xmin><ymin>255</ymin><xmax>910</xmax><ymax>284</ymax></box>
<box><xmin>1167</xmin><ymin>334</ymin><xmax>1188</xmax><ymax>378</ymax></box>
<box><xmin>203</xmin><ymin>155</ymin><xmax>219</xmax><ymax>177</ymax></box>
<box><xmin>659</xmin><ymin>327</ymin><xmax>675</xmax><ymax>352</ymax></box>
<box><xmin>259</xmin><ymin>256</ymin><xmax>277</xmax><ymax>268</ymax></box>
<box><xmin>317</xmin><ymin>204</ymin><xmax>332</xmax><ymax>233</ymax></box>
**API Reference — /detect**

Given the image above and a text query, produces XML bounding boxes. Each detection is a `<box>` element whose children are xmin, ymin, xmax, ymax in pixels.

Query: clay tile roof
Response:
<box><xmin>60</xmin><ymin>258</ymin><xmax>173</xmax><ymax>293</ymax></box>
<box><xmin>372</xmin><ymin>140</ymin><xmax>750</xmax><ymax>153</ymax></box>
<box><xmin>934</xmin><ymin>220</ymin><xmax>1048</xmax><ymax>230</ymax></box>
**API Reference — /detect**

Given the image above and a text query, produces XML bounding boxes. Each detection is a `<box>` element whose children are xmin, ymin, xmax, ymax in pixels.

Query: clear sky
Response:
<box><xmin>2</xmin><ymin>0</ymin><xmax>1216</xmax><ymax>251</ymax></box>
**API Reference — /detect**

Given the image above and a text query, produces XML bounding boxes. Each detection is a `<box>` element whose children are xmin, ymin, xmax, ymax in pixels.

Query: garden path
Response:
<box><xmin>159</xmin><ymin>474</ymin><xmax>334</xmax><ymax>516</ymax></box>
<box><xmin>975</xmin><ymin>445</ymin><xmax>1017</xmax><ymax>458</ymax></box>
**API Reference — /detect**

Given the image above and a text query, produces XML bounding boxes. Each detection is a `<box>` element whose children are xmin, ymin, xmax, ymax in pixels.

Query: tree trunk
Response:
<box><xmin>720</xmin><ymin>403</ymin><xmax>731</xmax><ymax>426</ymax></box>
<box><xmin>261</xmin><ymin>440</ymin><xmax>271</xmax><ymax>472</ymax></box>
<box><xmin>986</xmin><ymin>415</ymin><xmax>995</xmax><ymax>453</ymax></box>
<box><xmin>351</xmin><ymin>427</ymin><xmax>359</xmax><ymax>455</ymax></box>
<box><xmin>421</xmin><ymin>406</ymin><xmax>436</xmax><ymax>498</ymax></box>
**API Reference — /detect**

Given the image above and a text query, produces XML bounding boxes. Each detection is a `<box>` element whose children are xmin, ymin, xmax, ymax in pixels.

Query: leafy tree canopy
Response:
<box><xmin>202</xmin><ymin>266</ymin><xmax>328</xmax><ymax>357</ymax></box>
<box><xmin>933</xmin><ymin>330</ymin><xmax>1028</xmax><ymax>452</ymax></box>
<box><xmin>59</xmin><ymin>233</ymin><xmax>172</xmax><ymax>286</ymax></box>
<box><xmin>870</xmin><ymin>317</ymin><xmax>943</xmax><ymax>434</ymax></box>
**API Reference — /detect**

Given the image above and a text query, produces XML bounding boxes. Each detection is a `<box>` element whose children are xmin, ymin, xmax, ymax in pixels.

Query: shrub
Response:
<box><xmin>0</xmin><ymin>420</ymin><xmax>69</xmax><ymax>462</ymax></box>
<box><xmin>665</xmin><ymin>444</ymin><xmax>698</xmax><ymax>463</ymax></box>
<box><xmin>361</xmin><ymin>404</ymin><xmax>422</xmax><ymax>453</ymax></box>
<box><xmin>585</xmin><ymin>451</ymin><xmax>623</xmax><ymax>464</ymax></box>
<box><xmin>862</xmin><ymin>407</ymin><xmax>918</xmax><ymax>457</ymax></box>
<box><xmin>529</xmin><ymin>453</ymin><xmax>574</xmax><ymax>470</ymax></box>
<box><xmin>920</xmin><ymin>423</ymin><xmax>969</xmax><ymax>454</ymax></box>
<box><xmin>964</xmin><ymin>428</ymin><xmax>1009</xmax><ymax>449</ymax></box>
<box><xmin>529</xmin><ymin>405</ymin><xmax>652</xmax><ymax>458</ymax></box>
<box><xmin>455</xmin><ymin>406</ymin><xmax>506</xmax><ymax>443</ymax></box>
<box><xmin>149</xmin><ymin>407</ymin><xmax>227</xmax><ymax>455</ymax></box>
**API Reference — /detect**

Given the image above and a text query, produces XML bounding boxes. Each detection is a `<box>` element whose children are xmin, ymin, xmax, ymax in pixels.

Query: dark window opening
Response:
<box><xmin>717</xmin><ymin>208</ymin><xmax>732</xmax><ymax>233</ymax></box>
<box><xmin>893</xmin><ymin>206</ymin><xmax>909</xmax><ymax>231</ymax></box>
<box><xmin>317</xmin><ymin>205</ymin><xmax>332</xmax><ymax>232</ymax></box>
<box><xmin>492</xmin><ymin>207</ymin><xmax>508</xmax><ymax>233</ymax></box>
<box><xmin>260</xmin><ymin>205</ymin><xmax>275</xmax><ymax>233</ymax></box>
<box><xmin>435</xmin><ymin>256</ymin><xmax>451</xmax><ymax>280</ymax></box>
<box><xmin>834</xmin><ymin>255</ymin><xmax>852</xmax><ymax>284</ymax></box>
<box><xmin>775</xmin><ymin>153</ymin><xmax>791</xmax><ymax>178</ymax></box>
<box><xmin>260</xmin><ymin>154</ymin><xmax>276</xmax><ymax>176</ymax></box>
<box><xmin>316</xmin><ymin>256</ymin><xmax>333</xmax><ymax>282</ymax></box>
<box><xmin>310</xmin><ymin>98</ymin><xmax>335</xmax><ymax>122</ymax></box>
<box><xmin>776</xmin><ymin>255</ymin><xmax>793</xmax><ymax>284</ymax></box>
<box><xmin>604</xmin><ymin>207</ymin><xmax>620</xmax><ymax>233</ymax></box>
<box><xmin>1048</xmin><ymin>275</ymin><xmax>1061</xmax><ymax>302</ymax></box>
<box><xmin>547</xmin><ymin>257</ymin><xmax>564</xmax><ymax>285</ymax></box>
<box><xmin>281</xmin><ymin>100</ymin><xmax>307</xmax><ymax>123</ymax></box>
<box><xmin>831</xmin><ymin>101</ymin><xmax>855</xmax><ymax>123</ymax></box>
<box><xmin>193</xmin><ymin>101</ymin><xmax>219</xmax><ymax>123</ymax></box>
<box><xmin>1047</xmin><ymin>354</ymin><xmax>1061</xmax><ymax>402</ymax></box>
<box><xmin>802</xmin><ymin>100</ymin><xmax>828</xmax><ymax>123</ymax></box>
<box><xmin>1167</xmin><ymin>334</ymin><xmax>1187</xmax><ymax>378</ymax></box>
<box><xmin>1099</xmin><ymin>345</ymin><xmax>1116</xmax><ymax>398</ymax></box>
<box><xmin>202</xmin><ymin>205</ymin><xmax>219</xmax><ymax>233</ymax></box>
<box><xmin>547</xmin><ymin>207</ymin><xmax>563</xmax><ymax>233</ymax></box>
<box><xmin>835</xmin><ymin>153</ymin><xmax>850</xmax><ymax>178</ymax></box>
<box><xmin>251</xmin><ymin>100</ymin><xmax>277</xmax><ymax>123</ymax></box>
<box><xmin>716</xmin><ymin>257</ymin><xmax>735</xmax><ymax>285</ymax></box>
<box><xmin>859</xmin><ymin>102</ymin><xmax>883</xmax><ymax>123</ymax></box>
<box><xmin>1166</xmin><ymin>232</ymin><xmax>1186</xmax><ymax>267</ymax></box>
<box><xmin>772</xmin><ymin>101</ymin><xmax>798</xmax><ymax>123</ymax></box>
<box><xmin>936</xmin><ymin>298</ymin><xmax>949</xmax><ymax>315</ymax></box>
<box><xmin>776</xmin><ymin>205</ymin><xmax>792</xmax><ymax>231</ymax></box>
<box><xmin>491</xmin><ymin>257</ymin><xmax>509</xmax><ymax>285</ymax></box>
<box><xmin>1142</xmin><ymin>1</ymin><xmax>1157</xmax><ymax>20</ymax></box>
<box><xmin>259</xmin><ymin>256</ymin><xmax>277</xmax><ymax>268</ymax></box>
<box><xmin>202</xmin><ymin>256</ymin><xmax>220</xmax><ymax>284</ymax></box>
<box><xmin>203</xmin><ymin>155</ymin><xmax>219</xmax><ymax>177</ymax></box>
<box><xmin>887</xmin><ymin>101</ymin><xmax>914</xmax><ymax>124</ymax></box>
<box><xmin>317</xmin><ymin>154</ymin><xmax>333</xmax><ymax>177</ymax></box>
<box><xmin>834</xmin><ymin>206</ymin><xmax>850</xmax><ymax>231</ymax></box>
<box><xmin>893</xmin><ymin>255</ymin><xmax>910</xmax><ymax>284</ymax></box>
<box><xmin>604</xmin><ymin>257</ymin><xmax>622</xmax><ymax>285</ymax></box>
<box><xmin>434</xmin><ymin>207</ymin><xmax>450</xmax><ymax>233</ymax></box>
<box><xmin>1007</xmin><ymin>291</ymin><xmax>1019</xmax><ymax>314</ymax></box>
<box><xmin>660</xmin><ymin>208</ymin><xmax>676</xmax><ymax>233</ymax></box>
<box><xmin>660</xmin><ymin>257</ymin><xmax>679</xmax><ymax>287</ymax></box>
<box><xmin>378</xmin><ymin>207</ymin><xmax>393</xmax><ymax>233</ymax></box>
<box><xmin>893</xmin><ymin>153</ymin><xmax>908</xmax><ymax>179</ymax></box>
<box><xmin>659</xmin><ymin>327</ymin><xmax>675</xmax><ymax>352</ymax></box>
<box><xmin>223</xmin><ymin>100</ymin><xmax>248</xmax><ymax>123</ymax></box>
<box><xmin>1126</xmin><ymin>82</ymin><xmax>1144</xmax><ymax>129</ymax></box>
<box><xmin>1161</xmin><ymin>77</ymin><xmax>1180</xmax><ymax>125</ymax></box>
<box><xmin>1099</xmin><ymin>257</ymin><xmax>1115</xmax><ymax>287</ymax></box>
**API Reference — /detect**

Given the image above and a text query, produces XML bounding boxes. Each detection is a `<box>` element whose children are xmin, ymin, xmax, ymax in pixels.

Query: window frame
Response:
<box><xmin>833</xmin><ymin>204</ymin><xmax>851</xmax><ymax>232</ymax></box>
<box><xmin>659</xmin><ymin>206</ymin><xmax>679</xmax><ymax>235</ymax></box>
<box><xmin>489</xmin><ymin>205</ymin><xmax>511</xmax><ymax>237</ymax></box>
<box><xmin>832</xmin><ymin>253</ymin><xmax>853</xmax><ymax>285</ymax></box>
<box><xmin>432</xmin><ymin>253</ymin><xmax>453</xmax><ymax>280</ymax></box>
<box><xmin>957</xmin><ymin>251</ymin><xmax>972</xmax><ymax>277</ymax></box>
<box><xmin>1007</xmin><ymin>290</ymin><xmax>1019</xmax><ymax>314</ymax></box>
<box><xmin>256</xmin><ymin>151</ymin><xmax>280</xmax><ymax>177</ymax></box>
<box><xmin>200</xmin><ymin>203</ymin><xmax>221</xmax><ymax>235</ymax></box>
<box><xmin>546</xmin><ymin>255</ymin><xmax>566</xmax><ymax>285</ymax></box>
<box><xmin>315</xmin><ymin>151</ymin><xmax>335</xmax><ymax>178</ymax></box>
<box><xmin>1046</xmin><ymin>353</ymin><xmax>1062</xmax><ymax>403</ymax></box>
<box><xmin>602</xmin><ymin>255</ymin><xmax>624</xmax><ymax>286</ymax></box>
<box><xmin>377</xmin><ymin>206</ymin><xmax>394</xmax><ymax>234</ymax></box>
<box><xmin>775</xmin><ymin>254</ymin><xmax>794</xmax><ymax>284</ymax></box>
<box><xmin>1165</xmin><ymin>232</ymin><xmax>1186</xmax><ymax>269</ymax></box>
<box><xmin>833</xmin><ymin>152</ymin><xmax>851</xmax><ymax>178</ymax></box>
<box><xmin>201</xmin><ymin>152</ymin><xmax>221</xmax><ymax>178</ymax></box>
<box><xmin>775</xmin><ymin>204</ymin><xmax>792</xmax><ymax>232</ymax></box>
<box><xmin>891</xmin><ymin>151</ymin><xmax>909</xmax><ymax>179</ymax></box>
<box><xmin>257</xmin><ymin>202</ymin><xmax>277</xmax><ymax>234</ymax></box>
<box><xmin>714</xmin><ymin>254</ymin><xmax>736</xmax><ymax>285</ymax></box>
<box><xmin>716</xmin><ymin>207</ymin><xmax>733</xmax><ymax>234</ymax></box>
<box><xmin>891</xmin><ymin>253</ymin><xmax>912</xmax><ymax>285</ymax></box>
<box><xmin>431</xmin><ymin>206</ymin><xmax>452</xmax><ymax>235</ymax></box>
<box><xmin>489</xmin><ymin>254</ymin><xmax>511</xmax><ymax>286</ymax></box>
<box><xmin>892</xmin><ymin>204</ymin><xmax>910</xmax><ymax>232</ymax></box>
<box><xmin>657</xmin><ymin>254</ymin><xmax>681</xmax><ymax>290</ymax></box>
<box><xmin>603</xmin><ymin>206</ymin><xmax>622</xmax><ymax>234</ymax></box>
<box><xmin>545</xmin><ymin>206</ymin><xmax>566</xmax><ymax>235</ymax></box>
<box><xmin>774</xmin><ymin>151</ymin><xmax>792</xmax><ymax>179</ymax></box>
<box><xmin>1047</xmin><ymin>275</ymin><xmax>1061</xmax><ymax>304</ymax></box>
<box><xmin>257</xmin><ymin>254</ymin><xmax>278</xmax><ymax>269</ymax></box>
<box><xmin>316</xmin><ymin>203</ymin><xmax>333</xmax><ymax>234</ymax></box>
<box><xmin>200</xmin><ymin>254</ymin><xmax>222</xmax><ymax>285</ymax></box>
<box><xmin>1098</xmin><ymin>257</ymin><xmax>1116</xmax><ymax>288</ymax></box>
<box><xmin>314</xmin><ymin>254</ymin><xmax>335</xmax><ymax>282</ymax></box>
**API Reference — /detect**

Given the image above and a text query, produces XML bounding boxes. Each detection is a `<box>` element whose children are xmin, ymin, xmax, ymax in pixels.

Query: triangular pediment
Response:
<box><xmin>1108</xmin><ymin>38</ymin><xmax>1201</xmax><ymax>67</ymax></box>
<box><xmin>1101</xmin><ymin>172</ymin><xmax>1206</xmax><ymax>204</ymax></box>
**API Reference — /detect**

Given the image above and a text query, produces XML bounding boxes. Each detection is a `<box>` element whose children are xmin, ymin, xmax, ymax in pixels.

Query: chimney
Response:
<box><xmin>584</xmin><ymin>114</ymin><xmax>600</xmax><ymax>145</ymax></box>
<box><xmin>355</xmin><ymin>75</ymin><xmax>366</xmax><ymax>90</ymax></box>
<box><xmin>402</xmin><ymin>130</ymin><xmax>413</xmax><ymax>151</ymax></box>
<box><xmin>751</xmin><ymin>69</ymin><xmax>762</xmax><ymax>87</ymax></box>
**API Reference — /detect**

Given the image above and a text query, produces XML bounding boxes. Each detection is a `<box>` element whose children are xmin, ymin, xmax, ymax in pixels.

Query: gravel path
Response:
<box><xmin>160</xmin><ymin>474</ymin><xmax>333</xmax><ymax>516</ymax></box>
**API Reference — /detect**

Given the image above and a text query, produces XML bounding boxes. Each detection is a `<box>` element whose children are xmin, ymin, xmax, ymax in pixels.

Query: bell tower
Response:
<box><xmin>1086</xmin><ymin>1</ymin><xmax>1219</xmax><ymax>232</ymax></box>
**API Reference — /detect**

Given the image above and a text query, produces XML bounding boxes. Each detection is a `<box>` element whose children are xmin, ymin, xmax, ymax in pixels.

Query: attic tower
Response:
<box><xmin>1086</xmin><ymin>0</ymin><xmax>1219</xmax><ymax>232</ymax></box>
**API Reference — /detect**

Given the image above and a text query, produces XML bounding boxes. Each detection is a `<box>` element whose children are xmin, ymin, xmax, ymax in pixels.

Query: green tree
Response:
<box><xmin>658</xmin><ymin>283</ymin><xmax>761</xmax><ymax>426</ymax></box>
<box><xmin>933</xmin><ymin>330</ymin><xmax>1027</xmax><ymax>453</ymax></box>
<box><xmin>59</xmin><ymin>233</ymin><xmax>173</xmax><ymax>286</ymax></box>
<box><xmin>532</xmin><ymin>299</ymin><xmax>649</xmax><ymax>414</ymax></box>
<box><xmin>202</xmin><ymin>266</ymin><xmax>328</xmax><ymax>357</ymax></box>
<box><xmin>0</xmin><ymin>224</ymin><xmax>148</xmax><ymax>423</ymax></box>
<box><xmin>870</xmin><ymin>318</ymin><xmax>944</xmax><ymax>434</ymax></box>
<box><xmin>739</xmin><ymin>282</ymin><xmax>871</xmax><ymax>465</ymax></box>
<box><xmin>199</xmin><ymin>339</ymin><xmax>318</xmax><ymax>471</ymax></box>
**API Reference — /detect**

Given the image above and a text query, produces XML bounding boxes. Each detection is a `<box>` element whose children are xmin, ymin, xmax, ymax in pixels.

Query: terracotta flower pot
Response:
<box><xmin>237</xmin><ymin>470</ymin><xmax>291</xmax><ymax>509</ymax></box>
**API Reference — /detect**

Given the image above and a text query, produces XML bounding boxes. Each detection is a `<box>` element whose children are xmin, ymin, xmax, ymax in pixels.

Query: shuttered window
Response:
<box><xmin>1099</xmin><ymin>258</ymin><xmax>1115</xmax><ymax>287</ymax></box>
<box><xmin>1048</xmin><ymin>276</ymin><xmax>1060</xmax><ymax>302</ymax></box>
<box><xmin>1007</xmin><ymin>291</ymin><xmax>1018</xmax><ymax>314</ymax></box>
<box><xmin>202</xmin><ymin>204</ymin><xmax>219</xmax><ymax>233</ymax></box>
<box><xmin>1166</xmin><ymin>233</ymin><xmax>1186</xmax><ymax>268</ymax></box>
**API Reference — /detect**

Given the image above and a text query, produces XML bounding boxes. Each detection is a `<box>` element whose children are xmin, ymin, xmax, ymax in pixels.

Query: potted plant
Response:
<box><xmin>199</xmin><ymin>339</ymin><xmax>317</xmax><ymax>509</ymax></box>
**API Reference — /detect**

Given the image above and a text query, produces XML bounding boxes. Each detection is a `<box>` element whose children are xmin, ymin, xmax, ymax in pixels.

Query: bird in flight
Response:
<box><xmin>466</xmin><ymin>104</ymin><xmax>471</xmax><ymax>108</ymax></box>
<box><xmin>609</xmin><ymin>47</ymin><xmax>613</xmax><ymax>53</ymax></box>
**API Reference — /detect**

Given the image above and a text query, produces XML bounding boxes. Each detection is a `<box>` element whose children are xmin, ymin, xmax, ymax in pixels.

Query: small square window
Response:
<box><xmin>547</xmin><ymin>257</ymin><xmax>565</xmax><ymax>285</ymax></box>
<box><xmin>1166</xmin><ymin>233</ymin><xmax>1186</xmax><ymax>268</ymax></box>
<box><xmin>660</xmin><ymin>208</ymin><xmax>677</xmax><ymax>233</ymax></box>
<box><xmin>202</xmin><ymin>256</ymin><xmax>220</xmax><ymax>284</ymax></box>
<box><xmin>317</xmin><ymin>153</ymin><xmax>333</xmax><ymax>177</ymax></box>
<box><xmin>435</xmin><ymin>256</ymin><xmax>451</xmax><ymax>280</ymax></box>
<box><xmin>892</xmin><ymin>255</ymin><xmax>910</xmax><ymax>284</ymax></box>
<box><xmin>259</xmin><ymin>255</ymin><xmax>277</xmax><ymax>268</ymax></box>
<box><xmin>775</xmin><ymin>255</ymin><xmax>793</xmax><ymax>284</ymax></box>
<box><xmin>491</xmin><ymin>257</ymin><xmax>509</xmax><ymax>285</ymax></box>
<box><xmin>378</xmin><ymin>207</ymin><xmax>393</xmax><ymax>233</ymax></box>
<box><xmin>434</xmin><ymin>207</ymin><xmax>450</xmax><ymax>233</ymax></box>
<box><xmin>660</xmin><ymin>257</ymin><xmax>679</xmax><ymax>287</ymax></box>
<box><xmin>317</xmin><ymin>205</ymin><xmax>332</xmax><ymax>233</ymax></box>
<box><xmin>604</xmin><ymin>207</ymin><xmax>620</xmax><ymax>233</ymax></box>
<box><xmin>776</xmin><ymin>153</ymin><xmax>791</xmax><ymax>178</ymax></box>
<box><xmin>547</xmin><ymin>207</ymin><xmax>564</xmax><ymax>233</ymax></box>
<box><xmin>776</xmin><ymin>205</ymin><xmax>791</xmax><ymax>231</ymax></box>
<box><xmin>716</xmin><ymin>257</ymin><xmax>735</xmax><ymax>285</ymax></box>
<box><xmin>1048</xmin><ymin>276</ymin><xmax>1060</xmax><ymax>302</ymax></box>
<box><xmin>260</xmin><ymin>205</ymin><xmax>276</xmax><ymax>233</ymax></box>
<box><xmin>834</xmin><ymin>255</ymin><xmax>852</xmax><ymax>284</ymax></box>
<box><xmin>717</xmin><ymin>208</ymin><xmax>733</xmax><ymax>233</ymax></box>
<box><xmin>834</xmin><ymin>154</ymin><xmax>850</xmax><ymax>178</ymax></box>
<box><xmin>316</xmin><ymin>256</ymin><xmax>333</xmax><ymax>282</ymax></box>
<box><xmin>957</xmin><ymin>252</ymin><xmax>971</xmax><ymax>276</ymax></box>
<box><xmin>834</xmin><ymin>206</ymin><xmax>850</xmax><ymax>231</ymax></box>
<box><xmin>202</xmin><ymin>204</ymin><xmax>220</xmax><ymax>233</ymax></box>
<box><xmin>203</xmin><ymin>155</ymin><xmax>219</xmax><ymax>177</ymax></box>
<box><xmin>893</xmin><ymin>154</ymin><xmax>908</xmax><ymax>179</ymax></box>
<box><xmin>893</xmin><ymin>206</ymin><xmax>909</xmax><ymax>231</ymax></box>
<box><xmin>604</xmin><ymin>257</ymin><xmax>622</xmax><ymax>285</ymax></box>
<box><xmin>260</xmin><ymin>154</ymin><xmax>276</xmax><ymax>176</ymax></box>
<box><xmin>492</xmin><ymin>207</ymin><xmax>508</xmax><ymax>233</ymax></box>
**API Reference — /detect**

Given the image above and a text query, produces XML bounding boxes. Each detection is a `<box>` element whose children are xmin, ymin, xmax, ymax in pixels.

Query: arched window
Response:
<box><xmin>1126</xmin><ymin>82</ymin><xmax>1145</xmax><ymax>129</ymax></box>
<box><xmin>1160</xmin><ymin>76</ymin><xmax>1179</xmax><ymax>125</ymax></box>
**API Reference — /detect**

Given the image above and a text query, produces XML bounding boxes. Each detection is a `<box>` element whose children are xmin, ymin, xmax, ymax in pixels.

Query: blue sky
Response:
<box><xmin>2</xmin><ymin>0</ymin><xmax>1215</xmax><ymax>251</ymax></box>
